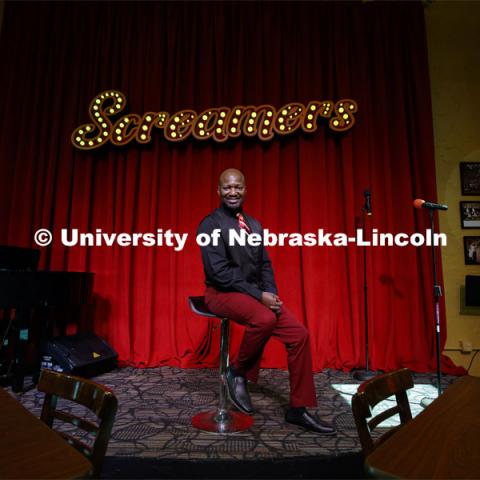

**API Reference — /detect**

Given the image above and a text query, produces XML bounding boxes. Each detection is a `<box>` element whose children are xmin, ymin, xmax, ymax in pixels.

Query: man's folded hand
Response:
<box><xmin>261</xmin><ymin>292</ymin><xmax>283</xmax><ymax>312</ymax></box>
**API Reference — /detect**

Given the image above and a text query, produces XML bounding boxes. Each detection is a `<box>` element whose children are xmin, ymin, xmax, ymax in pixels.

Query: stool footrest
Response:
<box><xmin>189</xmin><ymin>295</ymin><xmax>254</xmax><ymax>433</ymax></box>
<box><xmin>192</xmin><ymin>410</ymin><xmax>254</xmax><ymax>433</ymax></box>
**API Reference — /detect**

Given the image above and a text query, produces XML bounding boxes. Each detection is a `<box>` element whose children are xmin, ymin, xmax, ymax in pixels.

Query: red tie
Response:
<box><xmin>237</xmin><ymin>213</ymin><xmax>251</xmax><ymax>234</ymax></box>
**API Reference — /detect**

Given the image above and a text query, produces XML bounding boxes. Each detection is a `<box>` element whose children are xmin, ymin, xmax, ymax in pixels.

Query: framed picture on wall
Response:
<box><xmin>464</xmin><ymin>236</ymin><xmax>480</xmax><ymax>265</ymax></box>
<box><xmin>460</xmin><ymin>201</ymin><xmax>480</xmax><ymax>228</ymax></box>
<box><xmin>460</xmin><ymin>162</ymin><xmax>480</xmax><ymax>195</ymax></box>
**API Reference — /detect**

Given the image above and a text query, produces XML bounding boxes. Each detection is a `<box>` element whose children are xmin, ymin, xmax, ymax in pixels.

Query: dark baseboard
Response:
<box><xmin>102</xmin><ymin>452</ymin><xmax>365</xmax><ymax>479</ymax></box>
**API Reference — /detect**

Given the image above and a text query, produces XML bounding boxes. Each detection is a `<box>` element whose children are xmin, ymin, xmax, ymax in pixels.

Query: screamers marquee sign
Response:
<box><xmin>71</xmin><ymin>90</ymin><xmax>357</xmax><ymax>150</ymax></box>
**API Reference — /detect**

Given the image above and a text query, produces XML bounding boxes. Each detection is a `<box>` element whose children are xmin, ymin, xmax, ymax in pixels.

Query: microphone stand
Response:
<box><xmin>420</xmin><ymin>208</ymin><xmax>443</xmax><ymax>408</ymax></box>
<box><xmin>353</xmin><ymin>201</ymin><xmax>377</xmax><ymax>382</ymax></box>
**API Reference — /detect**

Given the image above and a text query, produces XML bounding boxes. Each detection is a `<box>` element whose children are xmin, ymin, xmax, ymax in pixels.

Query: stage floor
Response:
<box><xmin>14</xmin><ymin>366</ymin><xmax>455</xmax><ymax>467</ymax></box>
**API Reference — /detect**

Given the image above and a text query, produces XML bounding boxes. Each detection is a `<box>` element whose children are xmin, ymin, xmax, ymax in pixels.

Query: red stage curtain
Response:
<box><xmin>0</xmin><ymin>1</ymin><xmax>463</xmax><ymax>373</ymax></box>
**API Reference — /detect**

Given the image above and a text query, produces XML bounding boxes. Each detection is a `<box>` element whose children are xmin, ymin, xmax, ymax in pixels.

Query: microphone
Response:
<box><xmin>364</xmin><ymin>190</ymin><xmax>372</xmax><ymax>215</ymax></box>
<box><xmin>413</xmin><ymin>198</ymin><xmax>448</xmax><ymax>211</ymax></box>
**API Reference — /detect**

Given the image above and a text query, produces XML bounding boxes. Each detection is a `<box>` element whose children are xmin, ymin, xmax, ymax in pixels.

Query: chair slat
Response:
<box><xmin>38</xmin><ymin>369</ymin><xmax>118</xmax><ymax>478</ymax></box>
<box><xmin>368</xmin><ymin>406</ymin><xmax>400</xmax><ymax>430</ymax></box>
<box><xmin>57</xmin><ymin>431</ymin><xmax>94</xmax><ymax>457</ymax></box>
<box><xmin>352</xmin><ymin>368</ymin><xmax>414</xmax><ymax>456</ymax></box>
<box><xmin>53</xmin><ymin>409</ymin><xmax>99</xmax><ymax>434</ymax></box>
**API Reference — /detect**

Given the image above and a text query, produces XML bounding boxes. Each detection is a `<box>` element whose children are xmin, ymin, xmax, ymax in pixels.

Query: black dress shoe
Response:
<box><xmin>225</xmin><ymin>366</ymin><xmax>253</xmax><ymax>414</ymax></box>
<box><xmin>285</xmin><ymin>407</ymin><xmax>336</xmax><ymax>435</ymax></box>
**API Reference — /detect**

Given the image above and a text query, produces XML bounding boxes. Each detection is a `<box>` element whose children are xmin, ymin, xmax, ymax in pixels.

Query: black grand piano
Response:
<box><xmin>0</xmin><ymin>246</ymin><xmax>94</xmax><ymax>391</ymax></box>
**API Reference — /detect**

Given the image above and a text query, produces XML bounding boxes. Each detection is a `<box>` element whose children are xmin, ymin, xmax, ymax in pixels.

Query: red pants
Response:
<box><xmin>204</xmin><ymin>287</ymin><xmax>317</xmax><ymax>407</ymax></box>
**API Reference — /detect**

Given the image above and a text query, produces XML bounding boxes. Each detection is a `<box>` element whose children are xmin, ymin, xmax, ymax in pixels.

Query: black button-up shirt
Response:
<box><xmin>197</xmin><ymin>204</ymin><xmax>278</xmax><ymax>300</ymax></box>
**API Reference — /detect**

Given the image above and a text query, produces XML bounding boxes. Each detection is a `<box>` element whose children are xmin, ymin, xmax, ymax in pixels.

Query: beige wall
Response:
<box><xmin>426</xmin><ymin>1</ymin><xmax>480</xmax><ymax>376</ymax></box>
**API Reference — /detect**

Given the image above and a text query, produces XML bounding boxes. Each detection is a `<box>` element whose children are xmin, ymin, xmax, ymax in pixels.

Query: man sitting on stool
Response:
<box><xmin>197</xmin><ymin>168</ymin><xmax>336</xmax><ymax>435</ymax></box>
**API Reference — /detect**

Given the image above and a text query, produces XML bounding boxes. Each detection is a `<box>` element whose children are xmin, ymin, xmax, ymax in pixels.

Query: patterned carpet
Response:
<box><xmin>13</xmin><ymin>366</ymin><xmax>455</xmax><ymax>471</ymax></box>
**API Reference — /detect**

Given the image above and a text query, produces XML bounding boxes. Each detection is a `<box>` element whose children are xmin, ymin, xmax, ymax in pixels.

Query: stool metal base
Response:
<box><xmin>192</xmin><ymin>409</ymin><xmax>253</xmax><ymax>433</ymax></box>
<box><xmin>188</xmin><ymin>300</ymin><xmax>253</xmax><ymax>434</ymax></box>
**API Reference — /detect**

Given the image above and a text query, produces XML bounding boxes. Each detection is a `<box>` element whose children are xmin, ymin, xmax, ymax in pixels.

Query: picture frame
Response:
<box><xmin>460</xmin><ymin>201</ymin><xmax>480</xmax><ymax>229</ymax></box>
<box><xmin>464</xmin><ymin>236</ymin><xmax>480</xmax><ymax>265</ymax></box>
<box><xmin>460</xmin><ymin>162</ymin><xmax>480</xmax><ymax>195</ymax></box>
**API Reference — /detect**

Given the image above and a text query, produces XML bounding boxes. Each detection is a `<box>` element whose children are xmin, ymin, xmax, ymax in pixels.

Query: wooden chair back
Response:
<box><xmin>351</xmin><ymin>368</ymin><xmax>414</xmax><ymax>456</ymax></box>
<box><xmin>38</xmin><ymin>369</ymin><xmax>118</xmax><ymax>478</ymax></box>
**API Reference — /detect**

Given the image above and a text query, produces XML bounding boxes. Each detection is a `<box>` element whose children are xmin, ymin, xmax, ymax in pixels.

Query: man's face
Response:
<box><xmin>217</xmin><ymin>173</ymin><xmax>246</xmax><ymax>210</ymax></box>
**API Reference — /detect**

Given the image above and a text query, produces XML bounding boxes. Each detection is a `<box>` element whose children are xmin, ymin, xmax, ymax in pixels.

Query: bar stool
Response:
<box><xmin>188</xmin><ymin>296</ymin><xmax>254</xmax><ymax>433</ymax></box>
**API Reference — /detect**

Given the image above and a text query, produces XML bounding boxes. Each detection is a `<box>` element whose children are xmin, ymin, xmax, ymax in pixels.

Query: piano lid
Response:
<box><xmin>0</xmin><ymin>246</ymin><xmax>94</xmax><ymax>308</ymax></box>
<box><xmin>0</xmin><ymin>271</ymin><xmax>95</xmax><ymax>308</ymax></box>
<box><xmin>0</xmin><ymin>245</ymin><xmax>40</xmax><ymax>271</ymax></box>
